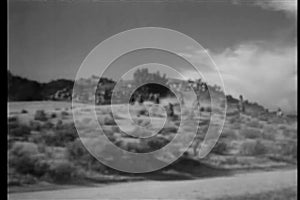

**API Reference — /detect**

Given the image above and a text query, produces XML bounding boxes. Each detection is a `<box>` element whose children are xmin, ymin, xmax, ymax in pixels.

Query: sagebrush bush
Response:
<box><xmin>247</xmin><ymin>120</ymin><xmax>263</xmax><ymax>128</ymax></box>
<box><xmin>240</xmin><ymin>140</ymin><xmax>268</xmax><ymax>156</ymax></box>
<box><xmin>32</xmin><ymin>154</ymin><xmax>51</xmax><ymax>177</ymax></box>
<box><xmin>227</xmin><ymin>116</ymin><xmax>241</xmax><ymax>125</ymax></box>
<box><xmin>8</xmin><ymin>116</ymin><xmax>18</xmax><ymax>123</ymax></box>
<box><xmin>66</xmin><ymin>139</ymin><xmax>107</xmax><ymax>172</ymax></box>
<box><xmin>66</xmin><ymin>139</ymin><xmax>88</xmax><ymax>160</ymax></box>
<box><xmin>145</xmin><ymin>136</ymin><xmax>169</xmax><ymax>151</ymax></box>
<box><xmin>282</xmin><ymin>129</ymin><xmax>297</xmax><ymax>140</ymax></box>
<box><xmin>21</xmin><ymin>109</ymin><xmax>28</xmax><ymax>114</ymax></box>
<box><xmin>280</xmin><ymin>141</ymin><xmax>297</xmax><ymax>159</ymax></box>
<box><xmin>137</xmin><ymin>109</ymin><xmax>149</xmax><ymax>117</ymax></box>
<box><xmin>125</xmin><ymin>141</ymin><xmax>150</xmax><ymax>153</ymax></box>
<box><xmin>9</xmin><ymin>142</ymin><xmax>39</xmax><ymax>174</ymax></box>
<box><xmin>47</xmin><ymin>160</ymin><xmax>80</xmax><ymax>183</ymax></box>
<box><xmin>220</xmin><ymin>129</ymin><xmax>238</xmax><ymax>140</ymax></box>
<box><xmin>211</xmin><ymin>140</ymin><xmax>229</xmax><ymax>155</ymax></box>
<box><xmin>34</xmin><ymin>110</ymin><xmax>48</xmax><ymax>121</ymax></box>
<box><xmin>8</xmin><ymin>173</ymin><xmax>38</xmax><ymax>186</ymax></box>
<box><xmin>61</xmin><ymin>111</ymin><xmax>69</xmax><ymax>116</ymax></box>
<box><xmin>158</xmin><ymin>125</ymin><xmax>178</xmax><ymax>135</ymax></box>
<box><xmin>38</xmin><ymin>123</ymin><xmax>78</xmax><ymax>147</ymax></box>
<box><xmin>261</xmin><ymin>126</ymin><xmax>276</xmax><ymax>140</ymax></box>
<box><xmin>55</xmin><ymin>120</ymin><xmax>63</xmax><ymax>129</ymax></box>
<box><xmin>29</xmin><ymin>120</ymin><xmax>42</xmax><ymax>131</ymax></box>
<box><xmin>139</xmin><ymin>119</ymin><xmax>151</xmax><ymax>127</ymax></box>
<box><xmin>8</xmin><ymin>122</ymin><xmax>31</xmax><ymax>137</ymax></box>
<box><xmin>224</xmin><ymin>157</ymin><xmax>238</xmax><ymax>165</ymax></box>
<box><xmin>241</xmin><ymin>128</ymin><xmax>262</xmax><ymax>139</ymax></box>
<box><xmin>43</xmin><ymin>121</ymin><xmax>55</xmax><ymax>129</ymax></box>
<box><xmin>102</xmin><ymin>116</ymin><xmax>117</xmax><ymax>126</ymax></box>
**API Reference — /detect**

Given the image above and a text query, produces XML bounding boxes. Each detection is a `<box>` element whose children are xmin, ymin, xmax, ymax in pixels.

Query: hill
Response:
<box><xmin>8</xmin><ymin>71</ymin><xmax>74</xmax><ymax>101</ymax></box>
<box><xmin>8</xmin><ymin>71</ymin><xmax>270</xmax><ymax>115</ymax></box>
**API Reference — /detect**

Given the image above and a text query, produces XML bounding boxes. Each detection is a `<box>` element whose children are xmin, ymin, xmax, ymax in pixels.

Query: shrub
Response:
<box><xmin>39</xmin><ymin>123</ymin><xmax>78</xmax><ymax>147</ymax></box>
<box><xmin>280</xmin><ymin>141</ymin><xmax>297</xmax><ymax>159</ymax></box>
<box><xmin>57</xmin><ymin>123</ymin><xmax>78</xmax><ymax>140</ymax></box>
<box><xmin>55</xmin><ymin>120</ymin><xmax>63</xmax><ymax>129</ymax></box>
<box><xmin>211</xmin><ymin>140</ymin><xmax>229</xmax><ymax>155</ymax></box>
<box><xmin>102</xmin><ymin>116</ymin><xmax>117</xmax><ymax>126</ymax></box>
<box><xmin>21</xmin><ymin>109</ymin><xmax>28</xmax><ymax>114</ymax></box>
<box><xmin>145</xmin><ymin>136</ymin><xmax>169</xmax><ymax>151</ymax></box>
<box><xmin>32</xmin><ymin>154</ymin><xmax>50</xmax><ymax>177</ymax></box>
<box><xmin>111</xmin><ymin>125</ymin><xmax>120</xmax><ymax>133</ymax></box>
<box><xmin>47</xmin><ymin>160</ymin><xmax>79</xmax><ymax>183</ymax></box>
<box><xmin>220</xmin><ymin>129</ymin><xmax>238</xmax><ymax>140</ymax></box>
<box><xmin>66</xmin><ymin>139</ymin><xmax>106</xmax><ymax>172</ymax></box>
<box><xmin>247</xmin><ymin>120</ymin><xmax>263</xmax><ymax>128</ymax></box>
<box><xmin>240</xmin><ymin>140</ymin><xmax>268</xmax><ymax>156</ymax></box>
<box><xmin>34</xmin><ymin>110</ymin><xmax>48</xmax><ymax>121</ymax></box>
<box><xmin>8</xmin><ymin>116</ymin><xmax>18</xmax><ymax>123</ymax></box>
<box><xmin>9</xmin><ymin>142</ymin><xmax>39</xmax><ymax>174</ymax></box>
<box><xmin>66</xmin><ymin>139</ymin><xmax>87</xmax><ymax>160</ymax></box>
<box><xmin>139</xmin><ymin>119</ymin><xmax>151</xmax><ymax>127</ymax></box>
<box><xmin>8</xmin><ymin>173</ymin><xmax>38</xmax><ymax>186</ymax></box>
<box><xmin>158</xmin><ymin>126</ymin><xmax>178</xmax><ymax>135</ymax></box>
<box><xmin>43</xmin><ymin>121</ymin><xmax>55</xmax><ymax>129</ymax></box>
<box><xmin>61</xmin><ymin>111</ymin><xmax>69</xmax><ymax>116</ymax></box>
<box><xmin>224</xmin><ymin>157</ymin><xmax>238</xmax><ymax>165</ymax></box>
<box><xmin>29</xmin><ymin>120</ymin><xmax>42</xmax><ymax>131</ymax></box>
<box><xmin>8</xmin><ymin>122</ymin><xmax>31</xmax><ymax>137</ymax></box>
<box><xmin>137</xmin><ymin>109</ymin><xmax>149</xmax><ymax>117</ymax></box>
<box><xmin>261</xmin><ymin>126</ymin><xmax>276</xmax><ymax>140</ymax></box>
<box><xmin>282</xmin><ymin>129</ymin><xmax>297</xmax><ymax>140</ymax></box>
<box><xmin>133</xmin><ymin>118</ymin><xmax>144</xmax><ymax>126</ymax></box>
<box><xmin>227</xmin><ymin>116</ymin><xmax>241</xmax><ymax>124</ymax></box>
<box><xmin>241</xmin><ymin>128</ymin><xmax>262</xmax><ymax>139</ymax></box>
<box><xmin>39</xmin><ymin>131</ymin><xmax>57</xmax><ymax>146</ymax></box>
<box><xmin>125</xmin><ymin>141</ymin><xmax>149</xmax><ymax>153</ymax></box>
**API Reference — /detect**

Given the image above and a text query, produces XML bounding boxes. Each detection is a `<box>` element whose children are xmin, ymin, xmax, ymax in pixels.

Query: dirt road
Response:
<box><xmin>9</xmin><ymin>169</ymin><xmax>297</xmax><ymax>200</ymax></box>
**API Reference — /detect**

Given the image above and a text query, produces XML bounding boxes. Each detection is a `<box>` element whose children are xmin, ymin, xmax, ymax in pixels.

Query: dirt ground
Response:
<box><xmin>9</xmin><ymin>169</ymin><xmax>297</xmax><ymax>200</ymax></box>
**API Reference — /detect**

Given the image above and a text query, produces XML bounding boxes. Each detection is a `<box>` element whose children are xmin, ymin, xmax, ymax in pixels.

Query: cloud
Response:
<box><xmin>234</xmin><ymin>0</ymin><xmax>297</xmax><ymax>17</ymax></box>
<box><xmin>255</xmin><ymin>0</ymin><xmax>297</xmax><ymax>14</ymax></box>
<box><xmin>180</xmin><ymin>41</ymin><xmax>297</xmax><ymax>113</ymax></box>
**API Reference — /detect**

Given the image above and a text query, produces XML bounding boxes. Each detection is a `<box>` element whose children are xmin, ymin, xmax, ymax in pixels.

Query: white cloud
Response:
<box><xmin>254</xmin><ymin>0</ymin><xmax>297</xmax><ymax>14</ymax></box>
<box><xmin>233</xmin><ymin>0</ymin><xmax>297</xmax><ymax>17</ymax></box>
<box><xmin>180</xmin><ymin>42</ymin><xmax>297</xmax><ymax>113</ymax></box>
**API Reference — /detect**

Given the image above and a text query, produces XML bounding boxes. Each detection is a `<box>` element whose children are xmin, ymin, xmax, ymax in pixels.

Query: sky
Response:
<box><xmin>8</xmin><ymin>0</ymin><xmax>297</xmax><ymax>113</ymax></box>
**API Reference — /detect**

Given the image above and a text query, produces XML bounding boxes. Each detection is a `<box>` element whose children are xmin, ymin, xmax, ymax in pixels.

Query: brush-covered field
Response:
<box><xmin>8</xmin><ymin>99</ymin><xmax>297</xmax><ymax>191</ymax></box>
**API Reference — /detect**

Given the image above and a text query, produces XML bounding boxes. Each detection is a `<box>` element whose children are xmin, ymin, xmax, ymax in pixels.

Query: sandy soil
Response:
<box><xmin>9</xmin><ymin>169</ymin><xmax>297</xmax><ymax>200</ymax></box>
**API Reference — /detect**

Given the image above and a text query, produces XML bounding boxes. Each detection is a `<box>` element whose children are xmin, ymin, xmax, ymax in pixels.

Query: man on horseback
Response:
<box><xmin>192</xmin><ymin>80</ymin><xmax>207</xmax><ymax>115</ymax></box>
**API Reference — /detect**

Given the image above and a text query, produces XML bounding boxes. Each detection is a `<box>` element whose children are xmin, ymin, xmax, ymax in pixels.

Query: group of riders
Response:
<box><xmin>129</xmin><ymin>80</ymin><xmax>210</xmax><ymax>118</ymax></box>
<box><xmin>129</xmin><ymin>93</ymin><xmax>160</xmax><ymax>105</ymax></box>
<box><xmin>128</xmin><ymin>80</ymin><xmax>284</xmax><ymax>119</ymax></box>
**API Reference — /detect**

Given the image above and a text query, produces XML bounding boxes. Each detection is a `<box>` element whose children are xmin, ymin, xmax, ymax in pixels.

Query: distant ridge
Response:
<box><xmin>8</xmin><ymin>71</ymin><xmax>74</xmax><ymax>101</ymax></box>
<box><xmin>7</xmin><ymin>71</ymin><xmax>271</xmax><ymax>115</ymax></box>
